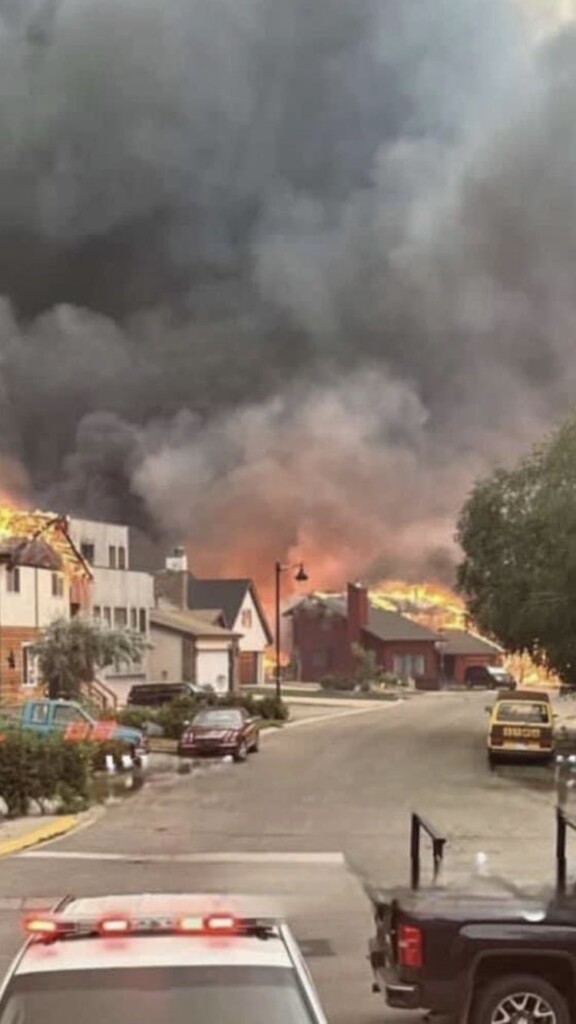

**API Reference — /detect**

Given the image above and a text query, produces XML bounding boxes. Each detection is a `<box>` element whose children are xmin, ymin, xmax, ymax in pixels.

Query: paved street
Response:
<box><xmin>0</xmin><ymin>692</ymin><xmax>567</xmax><ymax>1024</ymax></box>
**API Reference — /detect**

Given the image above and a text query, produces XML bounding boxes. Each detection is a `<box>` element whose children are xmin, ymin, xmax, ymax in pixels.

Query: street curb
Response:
<box><xmin>0</xmin><ymin>815</ymin><xmax>79</xmax><ymax>858</ymax></box>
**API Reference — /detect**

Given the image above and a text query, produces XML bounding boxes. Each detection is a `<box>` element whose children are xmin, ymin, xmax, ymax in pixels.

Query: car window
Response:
<box><xmin>193</xmin><ymin>709</ymin><xmax>244</xmax><ymax>728</ymax></box>
<box><xmin>0</xmin><ymin>966</ymin><xmax>316</xmax><ymax>1024</ymax></box>
<box><xmin>495</xmin><ymin>702</ymin><xmax>549</xmax><ymax>724</ymax></box>
<box><xmin>29</xmin><ymin>703</ymin><xmax>50</xmax><ymax>724</ymax></box>
<box><xmin>52</xmin><ymin>706</ymin><xmax>87</xmax><ymax>726</ymax></box>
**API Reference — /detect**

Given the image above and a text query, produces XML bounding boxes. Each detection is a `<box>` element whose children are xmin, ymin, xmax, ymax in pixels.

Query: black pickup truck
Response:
<box><xmin>368</xmin><ymin>810</ymin><xmax>576</xmax><ymax>1024</ymax></box>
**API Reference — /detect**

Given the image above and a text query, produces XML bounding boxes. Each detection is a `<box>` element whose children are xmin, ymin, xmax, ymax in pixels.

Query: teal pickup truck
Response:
<box><xmin>0</xmin><ymin>699</ymin><xmax>146</xmax><ymax>761</ymax></box>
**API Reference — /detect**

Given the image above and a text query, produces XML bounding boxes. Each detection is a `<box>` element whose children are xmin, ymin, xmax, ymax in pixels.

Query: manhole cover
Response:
<box><xmin>298</xmin><ymin>939</ymin><xmax>335</xmax><ymax>958</ymax></box>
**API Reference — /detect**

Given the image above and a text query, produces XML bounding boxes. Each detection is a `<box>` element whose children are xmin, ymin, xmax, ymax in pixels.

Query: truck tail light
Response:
<box><xmin>398</xmin><ymin>924</ymin><xmax>423</xmax><ymax>968</ymax></box>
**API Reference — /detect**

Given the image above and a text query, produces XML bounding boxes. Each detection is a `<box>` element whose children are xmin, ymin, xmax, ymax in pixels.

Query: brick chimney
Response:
<box><xmin>347</xmin><ymin>582</ymin><xmax>369</xmax><ymax>644</ymax></box>
<box><xmin>154</xmin><ymin>549</ymin><xmax>189</xmax><ymax>609</ymax></box>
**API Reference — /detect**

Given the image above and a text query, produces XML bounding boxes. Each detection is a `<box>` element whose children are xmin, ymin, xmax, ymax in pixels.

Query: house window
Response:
<box><xmin>93</xmin><ymin>606</ymin><xmax>101</xmax><ymax>621</ymax></box>
<box><xmin>240</xmin><ymin>609</ymin><xmax>253</xmax><ymax>629</ymax></box>
<box><xmin>130</xmin><ymin>608</ymin><xmax>137</xmax><ymax>630</ymax></box>
<box><xmin>51</xmin><ymin>573</ymin><xmax>64</xmax><ymax>598</ymax></box>
<box><xmin>22</xmin><ymin>645</ymin><xmax>38</xmax><ymax>688</ymax></box>
<box><xmin>80</xmin><ymin>542</ymin><xmax>95</xmax><ymax>564</ymax></box>
<box><xmin>392</xmin><ymin>654</ymin><xmax>425</xmax><ymax>680</ymax></box>
<box><xmin>108</xmin><ymin>546</ymin><xmax>117</xmax><ymax>569</ymax></box>
<box><xmin>5</xmin><ymin>567</ymin><xmax>20</xmax><ymax>593</ymax></box>
<box><xmin>139</xmin><ymin>609</ymin><xmax>147</xmax><ymax>634</ymax></box>
<box><xmin>103</xmin><ymin>607</ymin><xmax>111</xmax><ymax>626</ymax></box>
<box><xmin>114</xmin><ymin>607</ymin><xmax>128</xmax><ymax>629</ymax></box>
<box><xmin>118</xmin><ymin>546</ymin><xmax>126</xmax><ymax>570</ymax></box>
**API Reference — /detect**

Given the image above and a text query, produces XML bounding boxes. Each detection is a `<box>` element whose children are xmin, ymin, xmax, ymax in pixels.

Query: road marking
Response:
<box><xmin>21</xmin><ymin>850</ymin><xmax>346</xmax><ymax>865</ymax></box>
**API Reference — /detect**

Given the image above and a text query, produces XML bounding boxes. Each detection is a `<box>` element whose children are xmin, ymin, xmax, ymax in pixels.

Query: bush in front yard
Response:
<box><xmin>319</xmin><ymin>675</ymin><xmax>355</xmax><ymax>691</ymax></box>
<box><xmin>0</xmin><ymin>731</ymin><xmax>91</xmax><ymax>817</ymax></box>
<box><xmin>154</xmin><ymin>697</ymin><xmax>200</xmax><ymax>739</ymax></box>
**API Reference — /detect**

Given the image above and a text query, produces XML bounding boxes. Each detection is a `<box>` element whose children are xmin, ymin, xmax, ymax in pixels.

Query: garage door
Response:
<box><xmin>239</xmin><ymin>652</ymin><xmax>258</xmax><ymax>686</ymax></box>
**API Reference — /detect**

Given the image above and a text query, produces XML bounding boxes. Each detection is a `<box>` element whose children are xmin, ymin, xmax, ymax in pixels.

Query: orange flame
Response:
<box><xmin>0</xmin><ymin>507</ymin><xmax>91</xmax><ymax>581</ymax></box>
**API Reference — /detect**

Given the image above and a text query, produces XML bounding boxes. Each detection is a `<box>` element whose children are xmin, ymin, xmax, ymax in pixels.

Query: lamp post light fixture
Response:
<box><xmin>275</xmin><ymin>560</ymin><xmax>309</xmax><ymax>702</ymax></box>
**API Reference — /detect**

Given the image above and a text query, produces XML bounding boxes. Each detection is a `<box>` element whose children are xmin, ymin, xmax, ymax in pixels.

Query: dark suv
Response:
<box><xmin>127</xmin><ymin>682</ymin><xmax>214</xmax><ymax>707</ymax></box>
<box><xmin>464</xmin><ymin>665</ymin><xmax>516</xmax><ymax>690</ymax></box>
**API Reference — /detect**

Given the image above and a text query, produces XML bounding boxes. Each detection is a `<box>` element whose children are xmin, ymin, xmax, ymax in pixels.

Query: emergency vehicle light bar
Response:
<box><xmin>23</xmin><ymin>912</ymin><xmax>276</xmax><ymax>943</ymax></box>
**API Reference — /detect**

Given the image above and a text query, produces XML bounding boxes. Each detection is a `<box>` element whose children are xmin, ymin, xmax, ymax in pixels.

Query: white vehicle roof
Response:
<box><xmin>15</xmin><ymin>893</ymin><xmax>293</xmax><ymax>976</ymax></box>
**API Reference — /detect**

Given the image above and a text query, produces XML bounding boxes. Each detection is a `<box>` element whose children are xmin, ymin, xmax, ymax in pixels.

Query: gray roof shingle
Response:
<box><xmin>441</xmin><ymin>629</ymin><xmax>503</xmax><ymax>656</ymax></box>
<box><xmin>187</xmin><ymin>577</ymin><xmax>273</xmax><ymax>643</ymax></box>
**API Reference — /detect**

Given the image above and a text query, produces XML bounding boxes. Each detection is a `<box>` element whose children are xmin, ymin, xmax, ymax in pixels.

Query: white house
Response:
<box><xmin>68</xmin><ymin>518</ymin><xmax>155</xmax><ymax>701</ymax></box>
<box><xmin>149</xmin><ymin>606</ymin><xmax>239</xmax><ymax>693</ymax></box>
<box><xmin>0</xmin><ymin>512</ymin><xmax>92</xmax><ymax>702</ymax></box>
<box><xmin>155</xmin><ymin>549</ymin><xmax>272</xmax><ymax>685</ymax></box>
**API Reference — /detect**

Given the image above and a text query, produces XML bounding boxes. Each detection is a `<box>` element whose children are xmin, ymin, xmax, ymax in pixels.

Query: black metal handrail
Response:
<box><xmin>556</xmin><ymin>805</ymin><xmax>576</xmax><ymax>894</ymax></box>
<box><xmin>410</xmin><ymin>812</ymin><xmax>447</xmax><ymax>890</ymax></box>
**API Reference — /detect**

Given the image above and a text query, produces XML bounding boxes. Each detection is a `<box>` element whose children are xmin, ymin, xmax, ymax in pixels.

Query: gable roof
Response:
<box><xmin>187</xmin><ymin>577</ymin><xmax>273</xmax><ymax>643</ymax></box>
<box><xmin>441</xmin><ymin>628</ymin><xmax>503</xmax><ymax>656</ymax></box>
<box><xmin>293</xmin><ymin>594</ymin><xmax>439</xmax><ymax>643</ymax></box>
<box><xmin>364</xmin><ymin>606</ymin><xmax>440</xmax><ymax>643</ymax></box>
<box><xmin>150</xmin><ymin>606</ymin><xmax>237</xmax><ymax>640</ymax></box>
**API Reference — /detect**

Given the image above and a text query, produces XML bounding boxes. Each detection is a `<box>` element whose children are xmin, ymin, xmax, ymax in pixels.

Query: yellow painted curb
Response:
<box><xmin>0</xmin><ymin>815</ymin><xmax>79</xmax><ymax>858</ymax></box>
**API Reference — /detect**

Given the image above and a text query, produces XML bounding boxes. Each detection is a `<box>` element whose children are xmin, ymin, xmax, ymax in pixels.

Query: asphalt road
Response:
<box><xmin>0</xmin><ymin>692</ymin><xmax>566</xmax><ymax>1024</ymax></box>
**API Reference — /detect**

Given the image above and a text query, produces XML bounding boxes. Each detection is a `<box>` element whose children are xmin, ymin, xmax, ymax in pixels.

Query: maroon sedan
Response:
<box><xmin>178</xmin><ymin>707</ymin><xmax>260</xmax><ymax>762</ymax></box>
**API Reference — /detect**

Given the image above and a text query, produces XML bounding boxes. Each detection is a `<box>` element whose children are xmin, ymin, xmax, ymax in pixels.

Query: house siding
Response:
<box><xmin>291</xmin><ymin>605</ymin><xmax>438</xmax><ymax>683</ymax></box>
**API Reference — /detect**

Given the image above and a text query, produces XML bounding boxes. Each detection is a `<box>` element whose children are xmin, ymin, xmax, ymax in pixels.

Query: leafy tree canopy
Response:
<box><xmin>33</xmin><ymin>617</ymin><xmax>146</xmax><ymax>700</ymax></box>
<box><xmin>456</xmin><ymin>416</ymin><xmax>576</xmax><ymax>684</ymax></box>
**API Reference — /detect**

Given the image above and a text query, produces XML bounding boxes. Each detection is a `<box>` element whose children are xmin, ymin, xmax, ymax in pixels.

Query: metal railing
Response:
<box><xmin>410</xmin><ymin>812</ymin><xmax>447</xmax><ymax>890</ymax></box>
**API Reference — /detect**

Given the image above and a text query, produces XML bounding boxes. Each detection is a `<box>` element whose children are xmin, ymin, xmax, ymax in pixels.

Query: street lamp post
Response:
<box><xmin>435</xmin><ymin>630</ymin><xmax>448</xmax><ymax>688</ymax></box>
<box><xmin>275</xmin><ymin>560</ymin><xmax>308</xmax><ymax>702</ymax></box>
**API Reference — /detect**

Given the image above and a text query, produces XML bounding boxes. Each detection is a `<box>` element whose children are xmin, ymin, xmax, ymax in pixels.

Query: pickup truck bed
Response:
<box><xmin>367</xmin><ymin>812</ymin><xmax>576</xmax><ymax>1024</ymax></box>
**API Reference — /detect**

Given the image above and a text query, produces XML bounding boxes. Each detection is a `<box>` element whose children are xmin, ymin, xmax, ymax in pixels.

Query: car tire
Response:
<box><xmin>488</xmin><ymin>753</ymin><xmax>497</xmax><ymax>770</ymax></box>
<box><xmin>471</xmin><ymin>973</ymin><xmax>569</xmax><ymax>1024</ymax></box>
<box><xmin>234</xmin><ymin>740</ymin><xmax>248</xmax><ymax>763</ymax></box>
<box><xmin>251</xmin><ymin>735</ymin><xmax>260</xmax><ymax>753</ymax></box>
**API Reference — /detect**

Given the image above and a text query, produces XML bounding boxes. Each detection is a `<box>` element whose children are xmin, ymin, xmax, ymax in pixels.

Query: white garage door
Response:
<box><xmin>196</xmin><ymin>650</ymin><xmax>230</xmax><ymax>693</ymax></box>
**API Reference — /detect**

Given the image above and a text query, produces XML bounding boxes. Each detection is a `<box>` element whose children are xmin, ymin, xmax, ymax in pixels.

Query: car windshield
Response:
<box><xmin>0</xmin><ymin>966</ymin><xmax>315</xmax><ymax>1024</ymax></box>
<box><xmin>193</xmin><ymin>709</ymin><xmax>243</xmax><ymax>727</ymax></box>
<box><xmin>495</xmin><ymin>702</ymin><xmax>549</xmax><ymax>724</ymax></box>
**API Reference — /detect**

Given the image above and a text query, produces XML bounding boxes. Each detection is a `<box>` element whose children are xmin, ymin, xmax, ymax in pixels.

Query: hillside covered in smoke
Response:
<box><xmin>0</xmin><ymin>0</ymin><xmax>574</xmax><ymax>586</ymax></box>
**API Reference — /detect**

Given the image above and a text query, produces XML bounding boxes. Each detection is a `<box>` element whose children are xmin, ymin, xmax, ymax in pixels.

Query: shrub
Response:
<box><xmin>0</xmin><ymin>731</ymin><xmax>91</xmax><ymax>817</ymax></box>
<box><xmin>154</xmin><ymin>696</ymin><xmax>200</xmax><ymax>739</ymax></box>
<box><xmin>319</xmin><ymin>675</ymin><xmax>355</xmax><ymax>691</ymax></box>
<box><xmin>112</xmin><ymin>707</ymin><xmax>155</xmax><ymax>731</ymax></box>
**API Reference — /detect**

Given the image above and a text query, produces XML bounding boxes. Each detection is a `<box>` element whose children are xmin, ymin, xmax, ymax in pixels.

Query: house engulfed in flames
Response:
<box><xmin>0</xmin><ymin>508</ymin><xmax>92</xmax><ymax>701</ymax></box>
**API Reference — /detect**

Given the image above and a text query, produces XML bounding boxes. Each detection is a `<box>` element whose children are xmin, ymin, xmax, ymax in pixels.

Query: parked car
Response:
<box><xmin>465</xmin><ymin>665</ymin><xmax>516</xmax><ymax>690</ymax></box>
<box><xmin>0</xmin><ymin>699</ymin><xmax>146</xmax><ymax>761</ymax></box>
<box><xmin>487</xmin><ymin>689</ymin><xmax>554</xmax><ymax>766</ymax></box>
<box><xmin>4</xmin><ymin>894</ymin><xmax>328</xmax><ymax>1024</ymax></box>
<box><xmin>178</xmin><ymin>707</ymin><xmax>260</xmax><ymax>762</ymax></box>
<box><xmin>127</xmin><ymin>682</ymin><xmax>214</xmax><ymax>708</ymax></box>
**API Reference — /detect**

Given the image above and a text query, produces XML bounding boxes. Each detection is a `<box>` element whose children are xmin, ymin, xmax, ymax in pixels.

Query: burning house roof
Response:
<box><xmin>0</xmin><ymin>508</ymin><xmax>91</xmax><ymax>579</ymax></box>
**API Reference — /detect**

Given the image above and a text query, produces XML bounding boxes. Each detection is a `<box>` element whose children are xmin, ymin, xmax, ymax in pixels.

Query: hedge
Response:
<box><xmin>0</xmin><ymin>731</ymin><xmax>92</xmax><ymax>817</ymax></box>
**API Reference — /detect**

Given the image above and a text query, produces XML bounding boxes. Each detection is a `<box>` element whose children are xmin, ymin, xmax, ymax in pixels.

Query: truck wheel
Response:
<box><xmin>472</xmin><ymin>974</ymin><xmax>569</xmax><ymax>1024</ymax></box>
<box><xmin>488</xmin><ymin>753</ymin><xmax>497</xmax><ymax>770</ymax></box>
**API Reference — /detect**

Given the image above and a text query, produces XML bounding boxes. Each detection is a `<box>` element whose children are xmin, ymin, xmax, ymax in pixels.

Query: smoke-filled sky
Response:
<box><xmin>0</xmin><ymin>0</ymin><xmax>575</xmax><ymax>590</ymax></box>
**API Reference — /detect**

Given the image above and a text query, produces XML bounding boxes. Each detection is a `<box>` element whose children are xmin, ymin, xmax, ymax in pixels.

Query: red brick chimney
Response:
<box><xmin>347</xmin><ymin>582</ymin><xmax>369</xmax><ymax>644</ymax></box>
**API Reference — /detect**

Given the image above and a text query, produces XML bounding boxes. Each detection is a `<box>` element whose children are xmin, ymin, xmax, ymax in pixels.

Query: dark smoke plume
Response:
<box><xmin>0</xmin><ymin>0</ymin><xmax>573</xmax><ymax>588</ymax></box>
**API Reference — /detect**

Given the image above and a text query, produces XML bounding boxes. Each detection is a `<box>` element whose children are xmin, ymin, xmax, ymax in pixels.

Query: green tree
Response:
<box><xmin>456</xmin><ymin>415</ymin><xmax>576</xmax><ymax>684</ymax></box>
<box><xmin>33</xmin><ymin>618</ymin><xmax>146</xmax><ymax>700</ymax></box>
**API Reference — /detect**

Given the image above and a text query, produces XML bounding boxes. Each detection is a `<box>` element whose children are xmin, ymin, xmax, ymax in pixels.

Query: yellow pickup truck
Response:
<box><xmin>487</xmin><ymin>689</ymin><xmax>554</xmax><ymax>767</ymax></box>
